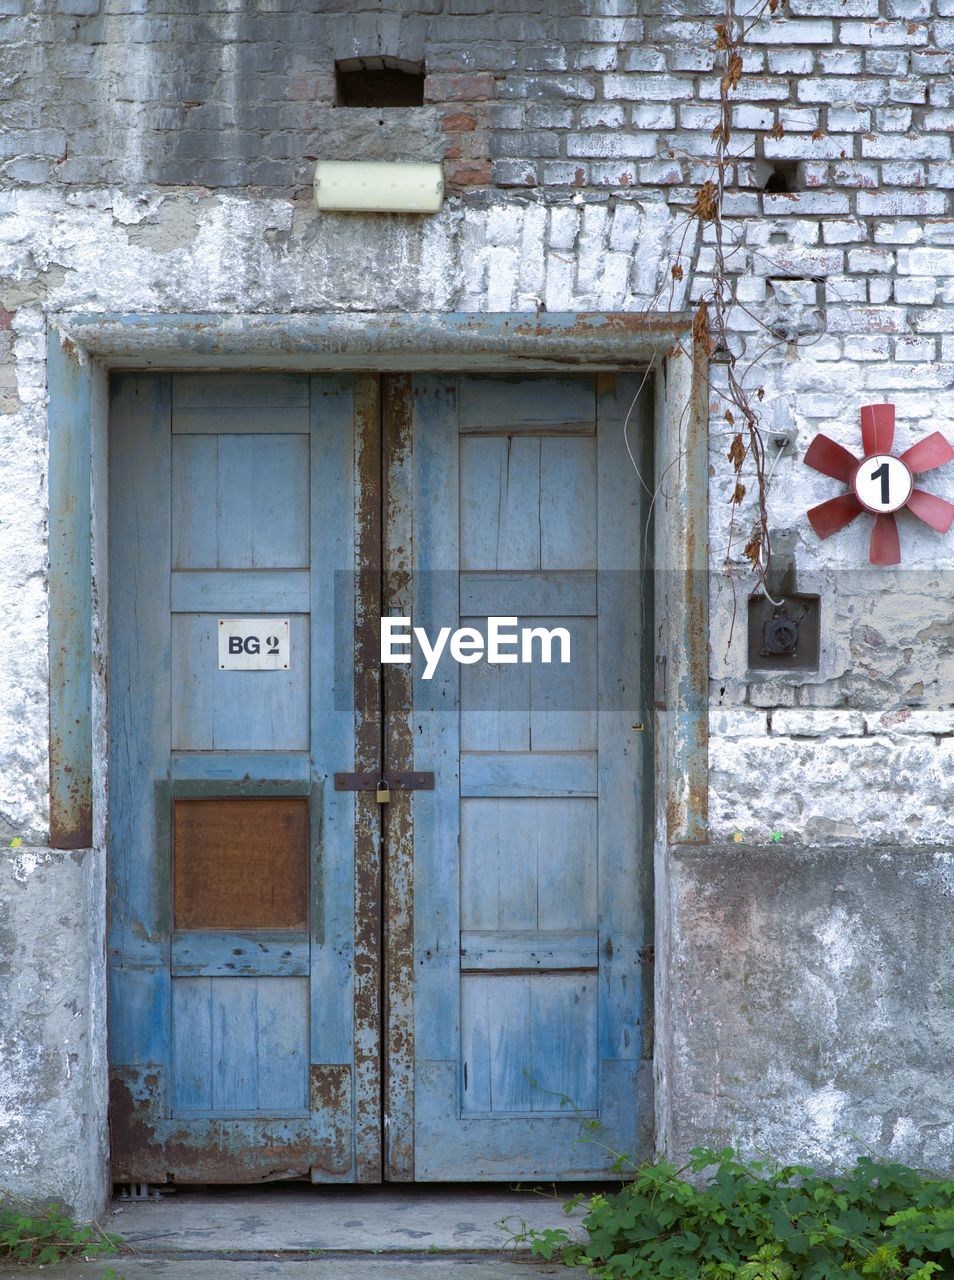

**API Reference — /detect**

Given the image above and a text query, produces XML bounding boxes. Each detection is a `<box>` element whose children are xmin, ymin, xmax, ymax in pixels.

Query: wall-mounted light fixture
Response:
<box><xmin>314</xmin><ymin>160</ymin><xmax>444</xmax><ymax>214</ymax></box>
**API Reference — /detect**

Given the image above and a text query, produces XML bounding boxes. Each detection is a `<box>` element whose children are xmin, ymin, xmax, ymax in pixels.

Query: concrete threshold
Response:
<box><xmin>0</xmin><ymin>1184</ymin><xmax>592</xmax><ymax>1279</ymax></box>
<box><xmin>100</xmin><ymin>1183</ymin><xmax>588</xmax><ymax>1256</ymax></box>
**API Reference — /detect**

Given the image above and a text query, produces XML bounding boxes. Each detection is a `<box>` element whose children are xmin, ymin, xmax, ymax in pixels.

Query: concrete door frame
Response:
<box><xmin>45</xmin><ymin>309</ymin><xmax>708</xmax><ymax>1199</ymax></box>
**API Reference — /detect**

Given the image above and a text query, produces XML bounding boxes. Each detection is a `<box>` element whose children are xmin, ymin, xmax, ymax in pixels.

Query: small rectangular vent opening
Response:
<box><xmin>335</xmin><ymin>56</ymin><xmax>425</xmax><ymax>108</ymax></box>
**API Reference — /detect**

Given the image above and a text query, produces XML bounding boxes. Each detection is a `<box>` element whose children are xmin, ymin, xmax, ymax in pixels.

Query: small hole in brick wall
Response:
<box><xmin>336</xmin><ymin>56</ymin><xmax>425</xmax><ymax>108</ymax></box>
<box><xmin>763</xmin><ymin>160</ymin><xmax>799</xmax><ymax>193</ymax></box>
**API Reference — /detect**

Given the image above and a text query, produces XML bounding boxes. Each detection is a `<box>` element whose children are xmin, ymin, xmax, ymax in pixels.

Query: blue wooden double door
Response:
<box><xmin>108</xmin><ymin>370</ymin><xmax>651</xmax><ymax>1184</ymax></box>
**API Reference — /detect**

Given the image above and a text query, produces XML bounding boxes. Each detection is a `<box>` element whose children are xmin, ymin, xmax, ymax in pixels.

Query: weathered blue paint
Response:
<box><xmin>47</xmin><ymin>314</ymin><xmax>707</xmax><ymax>869</ymax></box>
<box><xmin>667</xmin><ymin>342</ymin><xmax>709</xmax><ymax>845</ymax></box>
<box><xmin>47</xmin><ymin>329</ymin><xmax>93</xmax><ymax>848</ymax></box>
<box><xmin>407</xmin><ymin>372</ymin><xmax>652</xmax><ymax>1178</ymax></box>
<box><xmin>61</xmin><ymin>311</ymin><xmax>691</xmax><ymax>370</ymax></box>
<box><xmin>107</xmin><ymin>373</ymin><xmax>365</xmax><ymax>1184</ymax></box>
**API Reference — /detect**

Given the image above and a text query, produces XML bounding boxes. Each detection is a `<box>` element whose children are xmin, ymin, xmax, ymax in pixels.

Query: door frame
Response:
<box><xmin>46</xmin><ymin>310</ymin><xmax>709</xmax><ymax>1183</ymax></box>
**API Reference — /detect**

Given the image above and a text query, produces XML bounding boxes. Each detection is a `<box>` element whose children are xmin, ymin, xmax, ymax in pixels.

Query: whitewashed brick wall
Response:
<box><xmin>0</xmin><ymin>0</ymin><xmax>951</xmax><ymax>847</ymax></box>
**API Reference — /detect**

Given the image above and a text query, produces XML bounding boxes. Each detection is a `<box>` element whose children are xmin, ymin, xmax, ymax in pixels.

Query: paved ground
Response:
<box><xmin>0</xmin><ymin>1261</ymin><xmax>561</xmax><ymax>1279</ymax></box>
<box><xmin>0</xmin><ymin>1185</ymin><xmax>588</xmax><ymax>1277</ymax></box>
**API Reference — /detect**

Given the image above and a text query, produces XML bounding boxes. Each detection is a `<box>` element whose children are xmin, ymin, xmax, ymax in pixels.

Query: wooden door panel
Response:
<box><xmin>389</xmin><ymin>371</ymin><xmax>652</xmax><ymax>1179</ymax></box>
<box><xmin>108</xmin><ymin>372</ymin><xmax>374</xmax><ymax>1185</ymax></box>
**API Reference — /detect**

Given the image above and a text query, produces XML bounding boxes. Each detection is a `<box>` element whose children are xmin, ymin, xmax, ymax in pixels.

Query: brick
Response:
<box><xmin>874</xmin><ymin>219</ymin><xmax>924</xmax><ymax>242</ymax></box>
<box><xmin>848</xmin><ymin>248</ymin><xmax>896</xmax><ymax>272</ymax></box>
<box><xmin>869</xmin><ymin>277</ymin><xmax>893</xmax><ymax>303</ymax></box>
<box><xmin>766</xmin><ymin>50</ymin><xmax>815</xmax><ymax>74</ymax></box>
<box><xmin>798</xmin><ymin>78</ymin><xmax>887</xmax><ymax>105</ymax></box>
<box><xmin>524</xmin><ymin>103</ymin><xmax>573</xmax><ymax>128</ymax></box>
<box><xmin>745</xmin><ymin>18</ymin><xmax>834</xmax><ymax>41</ymax></box>
<box><xmin>764</xmin><ymin>134</ymin><xmax>856</xmax><ymax>161</ymax></box>
<box><xmin>907</xmin><ymin>309</ymin><xmax>954</xmax><ymax>331</ymax></box>
<box><xmin>578</xmin><ymin>103</ymin><xmax>625</xmax><ymax>128</ymax></box>
<box><xmin>887</xmin><ymin>0</ymin><xmax>932</xmax><ymax>14</ymax></box>
<box><xmin>882</xmin><ymin>161</ymin><xmax>927</xmax><ymax>185</ymax></box>
<box><xmin>772</xmin><ymin>709</ymin><xmax>866</xmax><ymax>737</ymax></box>
<box><xmin>566</xmin><ymin>132</ymin><xmax>657</xmax><ymax>158</ymax></box>
<box><xmin>826</xmin><ymin>306</ymin><xmax>908</xmax><ymax>332</ymax></box>
<box><xmin>912</xmin><ymin>49</ymin><xmax>954</xmax><ymax>72</ymax></box>
<box><xmin>898</xmin><ymin>247</ymin><xmax>954</xmax><ymax>273</ymax></box>
<box><xmin>589</xmin><ymin>162</ymin><xmax>640</xmax><ymax>186</ymax></box>
<box><xmin>491</xmin><ymin>130</ymin><xmax>560</xmax><ymax>157</ymax></box>
<box><xmin>818</xmin><ymin>50</ymin><xmax>864</xmax><ymax>74</ymax></box>
<box><xmin>864</xmin><ymin>708</ymin><xmax>954</xmax><ymax>734</ymax></box>
<box><xmin>893</xmin><ymin>329</ymin><xmax>938</xmax><ymax>352</ymax></box>
<box><xmin>866</xmin><ymin>50</ymin><xmax>912</xmax><ymax>74</ymax></box>
<box><xmin>630</xmin><ymin>103</ymin><xmax>676</xmax><ymax>129</ymax></box>
<box><xmin>711</xmin><ymin>708</ymin><xmax>769</xmax><ymax>738</ymax></box>
<box><xmin>748</xmin><ymin>683</ymin><xmax>797</xmax><ymax>709</ymax></box>
<box><xmin>924</xmin><ymin>110</ymin><xmax>954</xmax><ymax>130</ymax></box>
<box><xmin>875</xmin><ymin>106</ymin><xmax>915</xmax><ymax>131</ymax></box>
<box><xmin>445</xmin><ymin>158</ymin><xmax>493</xmax><ymax>186</ymax></box>
<box><xmin>425</xmin><ymin>72</ymin><xmax>495</xmax><ymax>101</ymax></box>
<box><xmin>857</xmin><ymin>190</ymin><xmax>950</xmax><ymax>214</ymax></box>
<box><xmin>604</xmin><ymin>73</ymin><xmax>694</xmax><ymax>100</ymax></box>
<box><xmin>889</xmin><ymin>77</ymin><xmax>928</xmax><ymax>103</ymax></box>
<box><xmin>777</xmin><ymin>107</ymin><xmax>821</xmax><ymax>130</ymax></box>
<box><xmin>762</xmin><ymin>191</ymin><xmax>851</xmax><ymax>215</ymax></box>
<box><xmin>929</xmin><ymin>163</ymin><xmax>954</xmax><ymax>187</ymax></box>
<box><xmin>540</xmin><ymin>161</ymin><xmax>588</xmax><ymax>185</ymax></box>
<box><xmin>822</xmin><ymin>218</ymin><xmax>869</xmax><ymax>243</ymax></box>
<box><xmin>827</xmin><ymin>106</ymin><xmax>871</xmax><ymax>131</ymax></box>
<box><xmin>840</xmin><ymin>19</ymin><xmax>930</xmax><ymax>43</ymax></box>
<box><xmin>861</xmin><ymin>134</ymin><xmax>950</xmax><ymax>158</ymax></box>
<box><xmin>574</xmin><ymin>45</ymin><xmax>619</xmax><ymax>72</ymax></box>
<box><xmin>497</xmin><ymin>73</ymin><xmax>596</xmax><ymax>101</ymax></box>
<box><xmin>492</xmin><ymin>158</ymin><xmax>538</xmax><ymax>187</ymax></box>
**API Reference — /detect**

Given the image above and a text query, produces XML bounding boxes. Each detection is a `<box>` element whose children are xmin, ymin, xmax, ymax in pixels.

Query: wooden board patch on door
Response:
<box><xmin>173</xmin><ymin>797</ymin><xmax>308</xmax><ymax>930</ymax></box>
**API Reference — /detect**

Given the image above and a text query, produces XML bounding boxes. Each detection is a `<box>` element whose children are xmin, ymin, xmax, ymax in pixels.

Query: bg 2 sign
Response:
<box><xmin>218</xmin><ymin>618</ymin><xmax>290</xmax><ymax>670</ymax></box>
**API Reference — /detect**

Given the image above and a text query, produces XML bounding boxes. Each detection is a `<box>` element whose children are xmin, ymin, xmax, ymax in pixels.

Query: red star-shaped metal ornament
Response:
<box><xmin>803</xmin><ymin>403</ymin><xmax>954</xmax><ymax>565</ymax></box>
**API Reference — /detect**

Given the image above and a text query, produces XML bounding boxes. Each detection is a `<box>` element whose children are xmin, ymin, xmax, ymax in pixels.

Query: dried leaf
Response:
<box><xmin>690</xmin><ymin>179</ymin><xmax>719</xmax><ymax>222</ymax></box>
<box><xmin>812</xmin><ymin>128</ymin><xmax>824</xmax><ymax>140</ymax></box>
<box><xmin>757</xmin><ymin>386</ymin><xmax>766</xmax><ymax>401</ymax></box>
<box><xmin>721</xmin><ymin>52</ymin><xmax>744</xmax><ymax>93</ymax></box>
<box><xmin>671</xmin><ymin>263</ymin><xmax>684</xmax><ymax>281</ymax></box>
<box><xmin>769</xmin><ymin>119</ymin><xmax>785</xmax><ymax>140</ymax></box>
<box><xmin>692</xmin><ymin>300</ymin><xmax>714</xmax><ymax>357</ymax></box>
<box><xmin>743</xmin><ymin>532</ymin><xmax>762</xmax><ymax>564</ymax></box>
<box><xmin>728</xmin><ymin>433</ymin><xmax>746</xmax><ymax>467</ymax></box>
<box><xmin>725</xmin><ymin>409</ymin><xmax>735</xmax><ymax>426</ymax></box>
<box><xmin>731</xmin><ymin>482</ymin><xmax>747</xmax><ymax>505</ymax></box>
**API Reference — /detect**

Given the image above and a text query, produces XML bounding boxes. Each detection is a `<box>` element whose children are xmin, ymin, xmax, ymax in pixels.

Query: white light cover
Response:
<box><xmin>314</xmin><ymin>160</ymin><xmax>444</xmax><ymax>213</ymax></box>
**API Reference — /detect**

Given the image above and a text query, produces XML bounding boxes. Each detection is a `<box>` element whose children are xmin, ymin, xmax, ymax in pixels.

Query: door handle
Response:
<box><xmin>333</xmin><ymin>771</ymin><xmax>435</xmax><ymax>792</ymax></box>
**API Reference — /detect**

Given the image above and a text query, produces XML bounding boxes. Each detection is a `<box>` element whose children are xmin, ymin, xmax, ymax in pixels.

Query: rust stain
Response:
<box><xmin>382</xmin><ymin>374</ymin><xmax>416</xmax><ymax>1181</ymax></box>
<box><xmin>352</xmin><ymin>374</ymin><xmax>383</xmax><ymax>1183</ymax></box>
<box><xmin>110</xmin><ymin>1068</ymin><xmax>350</xmax><ymax>1184</ymax></box>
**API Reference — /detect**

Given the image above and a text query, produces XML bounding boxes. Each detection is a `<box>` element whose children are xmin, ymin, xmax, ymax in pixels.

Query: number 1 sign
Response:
<box><xmin>804</xmin><ymin>404</ymin><xmax>954</xmax><ymax>565</ymax></box>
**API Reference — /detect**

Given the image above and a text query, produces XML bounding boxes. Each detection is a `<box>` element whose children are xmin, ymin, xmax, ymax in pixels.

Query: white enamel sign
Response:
<box><xmin>218</xmin><ymin>618</ymin><xmax>290</xmax><ymax>670</ymax></box>
<box><xmin>852</xmin><ymin>453</ymin><xmax>913</xmax><ymax>514</ymax></box>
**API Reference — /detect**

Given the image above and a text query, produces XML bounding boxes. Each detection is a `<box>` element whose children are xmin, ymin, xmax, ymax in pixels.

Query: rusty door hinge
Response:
<box><xmin>334</xmin><ymin>771</ymin><xmax>435</xmax><ymax>791</ymax></box>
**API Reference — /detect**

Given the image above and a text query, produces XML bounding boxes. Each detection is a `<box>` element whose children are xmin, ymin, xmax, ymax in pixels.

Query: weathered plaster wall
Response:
<box><xmin>0</xmin><ymin>0</ymin><xmax>952</xmax><ymax>1214</ymax></box>
<box><xmin>663</xmin><ymin>844</ymin><xmax>954</xmax><ymax>1169</ymax></box>
<box><xmin>0</xmin><ymin>846</ymin><xmax>107</xmax><ymax>1219</ymax></box>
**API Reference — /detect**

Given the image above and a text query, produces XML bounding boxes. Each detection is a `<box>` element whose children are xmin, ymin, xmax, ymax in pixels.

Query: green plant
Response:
<box><xmin>524</xmin><ymin>1148</ymin><xmax>954</xmax><ymax>1280</ymax></box>
<box><xmin>0</xmin><ymin>1199</ymin><xmax>121</xmax><ymax>1266</ymax></box>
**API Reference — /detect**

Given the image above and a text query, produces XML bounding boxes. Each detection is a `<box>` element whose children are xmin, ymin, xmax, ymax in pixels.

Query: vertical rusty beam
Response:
<box><xmin>664</xmin><ymin>334</ymin><xmax>709</xmax><ymax>845</ymax></box>
<box><xmin>381</xmin><ymin>375</ymin><xmax>416</xmax><ymax>1180</ymax></box>
<box><xmin>47</xmin><ymin>328</ymin><xmax>93</xmax><ymax>849</ymax></box>
<box><xmin>352</xmin><ymin>374</ymin><xmax>383</xmax><ymax>1182</ymax></box>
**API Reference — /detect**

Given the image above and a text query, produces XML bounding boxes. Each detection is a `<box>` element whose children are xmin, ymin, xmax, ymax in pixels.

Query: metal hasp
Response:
<box><xmin>334</xmin><ymin>771</ymin><xmax>435</xmax><ymax>791</ymax></box>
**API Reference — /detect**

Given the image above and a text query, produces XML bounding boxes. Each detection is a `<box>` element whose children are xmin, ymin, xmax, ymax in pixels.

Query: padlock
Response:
<box><xmin>376</xmin><ymin>780</ymin><xmax>391</xmax><ymax>804</ymax></box>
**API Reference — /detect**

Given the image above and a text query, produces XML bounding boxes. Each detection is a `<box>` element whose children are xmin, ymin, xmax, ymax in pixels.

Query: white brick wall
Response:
<box><xmin>0</xmin><ymin>0</ymin><xmax>950</xmax><ymax>848</ymax></box>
